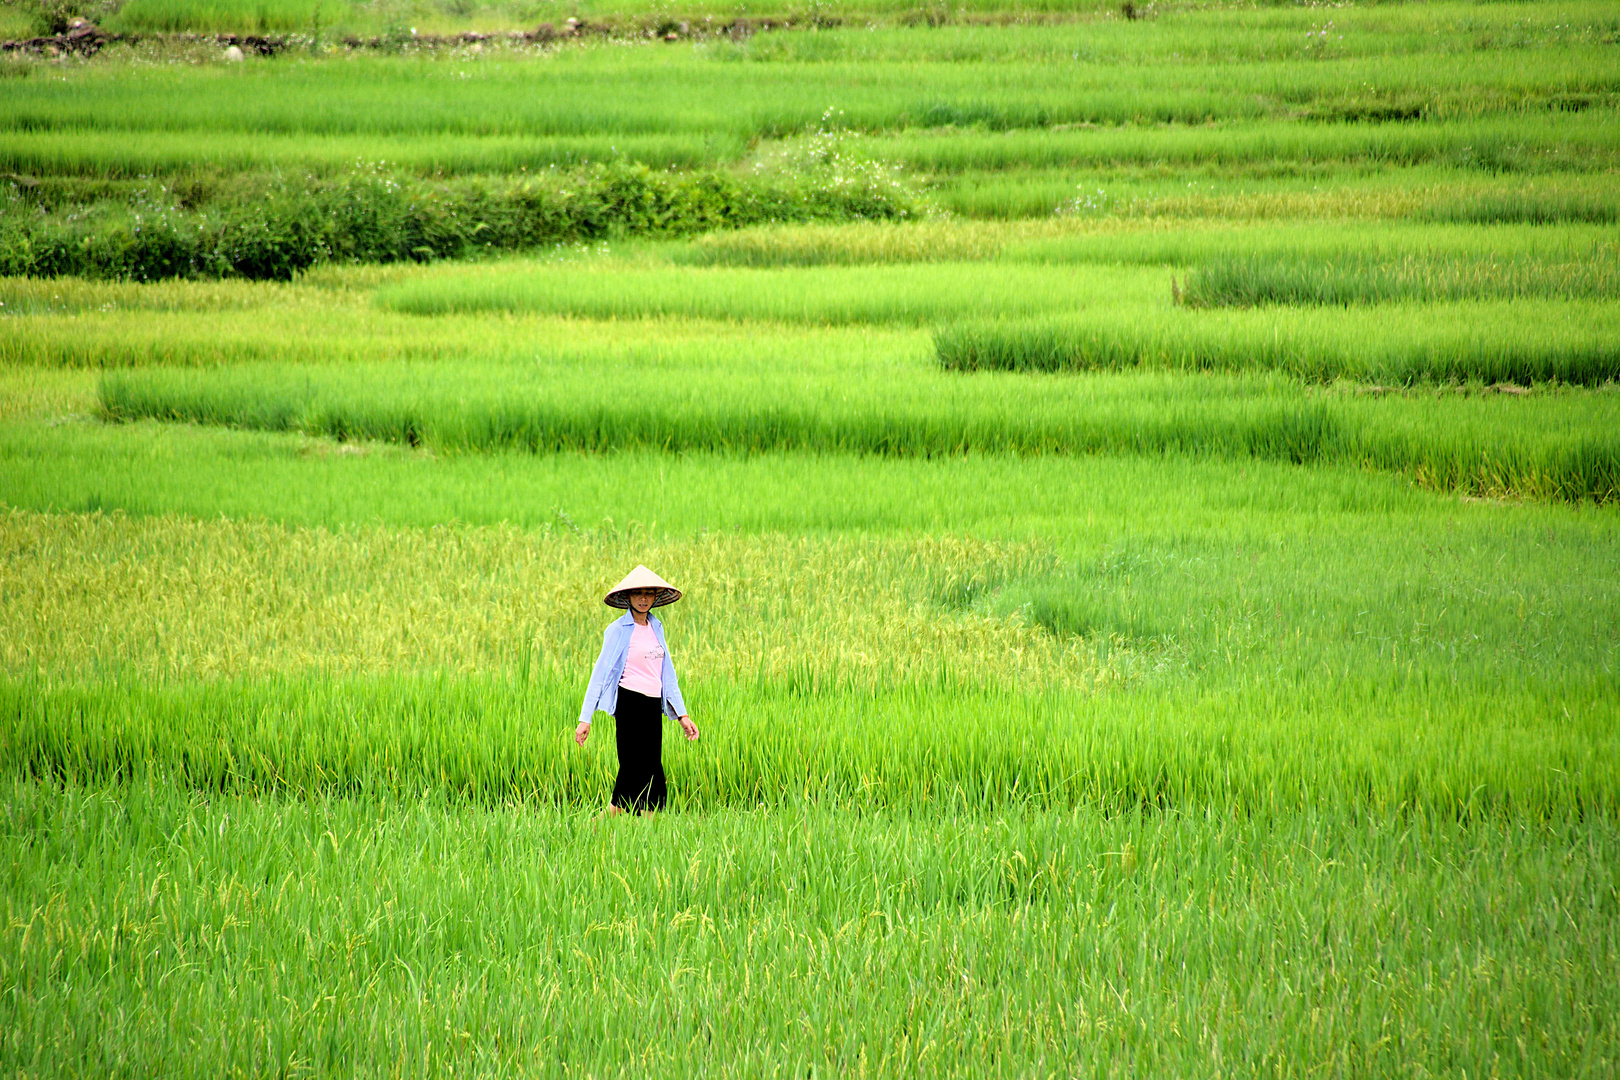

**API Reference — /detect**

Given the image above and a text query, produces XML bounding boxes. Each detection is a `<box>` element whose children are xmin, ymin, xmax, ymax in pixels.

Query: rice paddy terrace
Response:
<box><xmin>1</xmin><ymin>1</ymin><xmax>1617</xmax><ymax>1075</ymax></box>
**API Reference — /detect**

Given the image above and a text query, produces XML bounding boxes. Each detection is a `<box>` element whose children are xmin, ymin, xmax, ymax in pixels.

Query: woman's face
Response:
<box><xmin>628</xmin><ymin>589</ymin><xmax>657</xmax><ymax>614</ymax></box>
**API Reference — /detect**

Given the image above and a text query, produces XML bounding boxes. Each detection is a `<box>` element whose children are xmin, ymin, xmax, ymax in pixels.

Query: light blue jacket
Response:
<box><xmin>577</xmin><ymin>612</ymin><xmax>689</xmax><ymax>727</ymax></box>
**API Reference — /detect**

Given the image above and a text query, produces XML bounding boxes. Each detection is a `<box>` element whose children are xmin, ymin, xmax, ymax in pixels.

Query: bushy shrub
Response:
<box><xmin>0</xmin><ymin>159</ymin><xmax>928</xmax><ymax>282</ymax></box>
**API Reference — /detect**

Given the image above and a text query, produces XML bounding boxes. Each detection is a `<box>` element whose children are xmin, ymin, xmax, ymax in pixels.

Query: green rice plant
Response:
<box><xmin>0</xmin><ymin>493</ymin><xmax>1613</xmax><ymax>807</ymax></box>
<box><xmin>1334</xmin><ymin>391</ymin><xmax>1620</xmax><ymax>503</ymax></box>
<box><xmin>0</xmin><ymin>304</ymin><xmax>506</xmax><ymax>367</ymax></box>
<box><xmin>1182</xmin><ymin>250</ymin><xmax>1620</xmax><ymax>307</ymax></box>
<box><xmin>86</xmin><ymin>344</ymin><xmax>1620</xmax><ymax>500</ymax></box>
<box><xmin>5</xmin><ymin>35</ymin><xmax>1616</xmax><ymax>144</ymax></box>
<box><xmin>738</xmin><ymin>3</ymin><xmax>1620</xmax><ymax>65</ymax></box>
<box><xmin>6</xmin><ymin>455</ymin><xmax>1614</xmax><ymax>689</ymax></box>
<box><xmin>375</xmin><ymin>260</ymin><xmax>1148</xmax><ymax>323</ymax></box>
<box><xmin>0</xmin><ymin>368</ymin><xmax>95</xmax><ymax>421</ymax></box>
<box><xmin>2</xmin><ymin>438</ymin><xmax>1615</xmax><ymax>811</ymax></box>
<box><xmin>673</xmin><ymin>219</ymin><xmax>1017</xmax><ymax>267</ymax></box>
<box><xmin>936</xmin><ymin>299</ymin><xmax>1620</xmax><ymax>387</ymax></box>
<box><xmin>4</xmin><ymin>780</ymin><xmax>1615</xmax><ymax>1077</ymax></box>
<box><xmin>4</xmin><ymin>219</ymin><xmax>1609</xmax><ymax>326</ymax></box>
<box><xmin>106</xmin><ymin>0</ymin><xmax>329</xmax><ymax>33</ymax></box>
<box><xmin>1004</xmin><ymin>218</ymin><xmax>1620</xmax><ymax>268</ymax></box>
<box><xmin>92</xmin><ymin>352</ymin><xmax>1348</xmax><ymax>464</ymax></box>
<box><xmin>0</xmin><ymin>414</ymin><xmax>1458</xmax><ymax>535</ymax></box>
<box><xmin>6</xmin><ymin>671</ymin><xmax>1616</xmax><ymax>816</ymax></box>
<box><xmin>860</xmin><ymin>110</ymin><xmax>1620</xmax><ymax>175</ymax></box>
<box><xmin>0</xmin><ymin>274</ymin><xmax>304</xmax><ymax>316</ymax></box>
<box><xmin>0</xmin><ymin>130</ymin><xmax>747</xmax><ymax>179</ymax></box>
<box><xmin>79</xmin><ymin>0</ymin><xmax>1620</xmax><ymax>50</ymax></box>
<box><xmin>0</xmin><ymin>507</ymin><xmax>1078</xmax><ymax>691</ymax></box>
<box><xmin>0</xmin><ymin>293</ymin><xmax>824</xmax><ymax>369</ymax></box>
<box><xmin>1428</xmin><ymin>188</ymin><xmax>1620</xmax><ymax>226</ymax></box>
<box><xmin>1</xmin><ymin>499</ymin><xmax>1613</xmax><ymax>814</ymax></box>
<box><xmin>931</xmin><ymin>168</ymin><xmax>1428</xmax><ymax>221</ymax></box>
<box><xmin>931</xmin><ymin>167</ymin><xmax>1620</xmax><ymax>223</ymax></box>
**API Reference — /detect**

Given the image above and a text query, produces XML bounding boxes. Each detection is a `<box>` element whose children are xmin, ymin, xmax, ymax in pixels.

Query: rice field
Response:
<box><xmin>9</xmin><ymin>781</ymin><xmax>1615</xmax><ymax>1077</ymax></box>
<box><xmin>2</xmin><ymin>3</ymin><xmax>1618</xmax><ymax>1075</ymax></box>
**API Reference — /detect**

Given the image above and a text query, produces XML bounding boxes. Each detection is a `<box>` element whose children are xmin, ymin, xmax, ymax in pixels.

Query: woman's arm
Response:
<box><xmin>654</xmin><ymin>622</ymin><xmax>697</xmax><ymax>740</ymax></box>
<box><xmin>575</xmin><ymin>626</ymin><xmax>623</xmax><ymax>741</ymax></box>
<box><xmin>656</xmin><ymin>625</ymin><xmax>689</xmax><ymax>721</ymax></box>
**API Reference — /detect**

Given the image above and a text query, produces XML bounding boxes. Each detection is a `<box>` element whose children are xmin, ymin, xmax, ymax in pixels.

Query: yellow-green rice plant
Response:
<box><xmin>0</xmin><ymin>508</ymin><xmax>1075</xmax><ymax>691</ymax></box>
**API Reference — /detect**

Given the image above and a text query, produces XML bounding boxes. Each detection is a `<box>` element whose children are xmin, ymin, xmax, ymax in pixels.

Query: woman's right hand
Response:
<box><xmin>574</xmin><ymin>722</ymin><xmax>590</xmax><ymax>746</ymax></box>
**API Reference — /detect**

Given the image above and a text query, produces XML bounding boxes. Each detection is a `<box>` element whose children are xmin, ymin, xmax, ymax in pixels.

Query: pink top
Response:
<box><xmin>618</xmin><ymin>620</ymin><xmax>664</xmax><ymax>698</ymax></box>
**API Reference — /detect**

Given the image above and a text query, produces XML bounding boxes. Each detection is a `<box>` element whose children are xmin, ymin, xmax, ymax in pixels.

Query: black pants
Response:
<box><xmin>611</xmin><ymin>688</ymin><xmax>667</xmax><ymax>812</ymax></box>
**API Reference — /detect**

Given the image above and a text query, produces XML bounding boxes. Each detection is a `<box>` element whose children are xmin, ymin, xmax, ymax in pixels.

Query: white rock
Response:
<box><xmin>223</xmin><ymin>45</ymin><xmax>245</xmax><ymax>61</ymax></box>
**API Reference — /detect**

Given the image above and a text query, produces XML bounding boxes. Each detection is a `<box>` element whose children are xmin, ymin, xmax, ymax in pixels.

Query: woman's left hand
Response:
<box><xmin>678</xmin><ymin>715</ymin><xmax>699</xmax><ymax>742</ymax></box>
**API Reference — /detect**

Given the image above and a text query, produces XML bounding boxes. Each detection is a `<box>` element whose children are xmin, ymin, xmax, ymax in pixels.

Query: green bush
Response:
<box><xmin>0</xmin><ymin>161</ymin><xmax>926</xmax><ymax>281</ymax></box>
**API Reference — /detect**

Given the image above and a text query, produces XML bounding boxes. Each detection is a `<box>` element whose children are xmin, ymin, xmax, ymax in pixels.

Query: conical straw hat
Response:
<box><xmin>603</xmin><ymin>565</ymin><xmax>682</xmax><ymax>608</ymax></box>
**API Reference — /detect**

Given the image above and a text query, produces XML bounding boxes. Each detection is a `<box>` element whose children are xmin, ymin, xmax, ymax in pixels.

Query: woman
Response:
<box><xmin>575</xmin><ymin>565</ymin><xmax>699</xmax><ymax>814</ymax></box>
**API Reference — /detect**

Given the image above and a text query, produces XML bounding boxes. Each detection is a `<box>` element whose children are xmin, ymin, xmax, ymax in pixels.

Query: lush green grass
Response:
<box><xmin>3</xmin><ymin>4</ymin><xmax>1619</xmax><ymax>1071</ymax></box>
<box><xmin>7</xmin><ymin>779</ymin><xmax>1616</xmax><ymax>1078</ymax></box>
